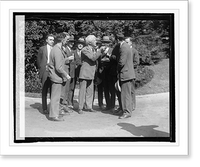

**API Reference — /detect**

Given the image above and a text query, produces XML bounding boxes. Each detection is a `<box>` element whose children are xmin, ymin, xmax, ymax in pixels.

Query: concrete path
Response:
<box><xmin>25</xmin><ymin>91</ymin><xmax>169</xmax><ymax>138</ymax></box>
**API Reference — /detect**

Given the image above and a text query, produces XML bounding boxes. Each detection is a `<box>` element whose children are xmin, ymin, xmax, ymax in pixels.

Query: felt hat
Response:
<box><xmin>101</xmin><ymin>36</ymin><xmax>112</xmax><ymax>43</ymax></box>
<box><xmin>77</xmin><ymin>37</ymin><xmax>85</xmax><ymax>44</ymax></box>
<box><xmin>69</xmin><ymin>36</ymin><xmax>75</xmax><ymax>42</ymax></box>
<box><xmin>96</xmin><ymin>37</ymin><xmax>102</xmax><ymax>44</ymax></box>
<box><xmin>116</xmin><ymin>33</ymin><xmax>125</xmax><ymax>40</ymax></box>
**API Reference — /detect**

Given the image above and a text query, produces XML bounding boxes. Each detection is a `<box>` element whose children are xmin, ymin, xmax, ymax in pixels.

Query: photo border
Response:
<box><xmin>1</xmin><ymin>0</ymin><xmax>187</xmax><ymax>157</ymax></box>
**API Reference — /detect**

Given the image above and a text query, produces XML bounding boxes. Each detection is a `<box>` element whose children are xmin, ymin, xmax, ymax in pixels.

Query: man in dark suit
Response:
<box><xmin>70</xmin><ymin>38</ymin><xmax>85</xmax><ymax>107</ymax></box>
<box><xmin>97</xmin><ymin>36</ymin><xmax>113</xmax><ymax>110</ymax></box>
<box><xmin>116</xmin><ymin>33</ymin><xmax>136</xmax><ymax>119</ymax></box>
<box><xmin>78</xmin><ymin>35</ymin><xmax>106</xmax><ymax>114</ymax></box>
<box><xmin>65</xmin><ymin>36</ymin><xmax>76</xmax><ymax>109</ymax></box>
<box><xmin>37</xmin><ymin>34</ymin><xmax>54</xmax><ymax>114</ymax></box>
<box><xmin>48</xmin><ymin>32</ymin><xmax>71</xmax><ymax>121</ymax></box>
<box><xmin>109</xmin><ymin>42</ymin><xmax>122</xmax><ymax>113</ymax></box>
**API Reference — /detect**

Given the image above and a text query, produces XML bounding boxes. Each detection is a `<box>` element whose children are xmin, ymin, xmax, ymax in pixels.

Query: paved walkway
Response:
<box><xmin>24</xmin><ymin>91</ymin><xmax>169</xmax><ymax>138</ymax></box>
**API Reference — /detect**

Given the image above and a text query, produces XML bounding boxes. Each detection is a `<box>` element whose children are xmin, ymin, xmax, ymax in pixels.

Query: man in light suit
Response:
<box><xmin>125</xmin><ymin>37</ymin><xmax>140</xmax><ymax>110</ymax></box>
<box><xmin>78</xmin><ymin>35</ymin><xmax>106</xmax><ymax>114</ymax></box>
<box><xmin>37</xmin><ymin>34</ymin><xmax>54</xmax><ymax>114</ymax></box>
<box><xmin>60</xmin><ymin>35</ymin><xmax>75</xmax><ymax>112</ymax></box>
<box><xmin>48</xmin><ymin>32</ymin><xmax>71</xmax><ymax>121</ymax></box>
<box><xmin>116</xmin><ymin>33</ymin><xmax>136</xmax><ymax>119</ymax></box>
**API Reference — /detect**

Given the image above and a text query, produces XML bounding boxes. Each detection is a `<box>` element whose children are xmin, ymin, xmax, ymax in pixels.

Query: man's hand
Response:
<box><xmin>66</xmin><ymin>74</ymin><xmax>71</xmax><ymax>80</ymax></box>
<box><xmin>99</xmin><ymin>46</ymin><xmax>106</xmax><ymax>53</ymax></box>
<box><xmin>67</xmin><ymin>55</ymin><xmax>74</xmax><ymax>61</ymax></box>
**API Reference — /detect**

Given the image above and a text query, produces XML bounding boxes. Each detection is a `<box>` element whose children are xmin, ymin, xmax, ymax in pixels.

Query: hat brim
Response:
<box><xmin>77</xmin><ymin>41</ymin><xmax>85</xmax><ymax>44</ymax></box>
<box><xmin>101</xmin><ymin>40</ymin><xmax>112</xmax><ymax>43</ymax></box>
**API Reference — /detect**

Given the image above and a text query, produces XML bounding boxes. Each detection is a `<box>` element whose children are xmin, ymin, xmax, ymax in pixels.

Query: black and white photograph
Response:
<box><xmin>0</xmin><ymin>0</ymin><xmax>189</xmax><ymax>156</ymax></box>
<box><xmin>13</xmin><ymin>12</ymin><xmax>175</xmax><ymax>142</ymax></box>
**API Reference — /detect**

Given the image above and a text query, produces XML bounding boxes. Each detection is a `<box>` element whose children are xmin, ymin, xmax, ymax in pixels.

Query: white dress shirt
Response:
<box><xmin>47</xmin><ymin>44</ymin><xmax>52</xmax><ymax>64</ymax></box>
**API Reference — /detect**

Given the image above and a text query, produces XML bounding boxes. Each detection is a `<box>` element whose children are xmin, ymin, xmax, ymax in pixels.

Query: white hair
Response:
<box><xmin>85</xmin><ymin>35</ymin><xmax>96</xmax><ymax>45</ymax></box>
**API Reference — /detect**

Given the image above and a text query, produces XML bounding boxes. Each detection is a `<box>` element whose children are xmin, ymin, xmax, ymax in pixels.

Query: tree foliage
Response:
<box><xmin>25</xmin><ymin>18</ymin><xmax>170</xmax><ymax>93</ymax></box>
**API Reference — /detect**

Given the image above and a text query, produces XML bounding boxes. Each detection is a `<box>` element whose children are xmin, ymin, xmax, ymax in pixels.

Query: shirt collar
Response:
<box><xmin>120</xmin><ymin>41</ymin><xmax>125</xmax><ymax>47</ymax></box>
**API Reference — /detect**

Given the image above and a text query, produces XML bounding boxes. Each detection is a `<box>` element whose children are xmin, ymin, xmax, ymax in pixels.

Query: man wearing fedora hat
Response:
<box><xmin>68</xmin><ymin>37</ymin><xmax>86</xmax><ymax>107</ymax></box>
<box><xmin>115</xmin><ymin>33</ymin><xmax>136</xmax><ymax>119</ymax></box>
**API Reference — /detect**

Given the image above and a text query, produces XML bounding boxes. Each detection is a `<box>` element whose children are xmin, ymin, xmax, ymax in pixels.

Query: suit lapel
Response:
<box><xmin>65</xmin><ymin>46</ymin><xmax>72</xmax><ymax>57</ymax></box>
<box><xmin>44</xmin><ymin>45</ymin><xmax>48</xmax><ymax>60</ymax></box>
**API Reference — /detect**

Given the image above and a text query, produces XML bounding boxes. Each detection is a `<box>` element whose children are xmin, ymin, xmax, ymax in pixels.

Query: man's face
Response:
<box><xmin>67</xmin><ymin>41</ymin><xmax>74</xmax><ymax>48</ymax></box>
<box><xmin>46</xmin><ymin>36</ymin><xmax>54</xmax><ymax>46</ymax></box>
<box><xmin>91</xmin><ymin>40</ymin><xmax>97</xmax><ymax>48</ymax></box>
<box><xmin>125</xmin><ymin>38</ymin><xmax>132</xmax><ymax>46</ymax></box>
<box><xmin>102</xmin><ymin>42</ymin><xmax>109</xmax><ymax>47</ymax></box>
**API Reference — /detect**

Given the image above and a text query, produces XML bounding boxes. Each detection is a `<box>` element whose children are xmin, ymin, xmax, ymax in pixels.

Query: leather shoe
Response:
<box><xmin>119</xmin><ymin>113</ymin><xmax>131</xmax><ymax>119</ymax></box>
<box><xmin>88</xmin><ymin>109</ymin><xmax>97</xmax><ymax>113</ymax></box>
<box><xmin>78</xmin><ymin>109</ymin><xmax>84</xmax><ymax>114</ymax></box>
<box><xmin>99</xmin><ymin>105</ymin><xmax>105</xmax><ymax>110</ymax></box>
<box><xmin>43</xmin><ymin>110</ymin><xmax>49</xmax><ymax>114</ymax></box>
<box><xmin>113</xmin><ymin>109</ymin><xmax>123</xmax><ymax>115</ymax></box>
<box><xmin>59</xmin><ymin>110</ymin><xmax>70</xmax><ymax>116</ymax></box>
<box><xmin>49</xmin><ymin>116</ymin><xmax>64</xmax><ymax>121</ymax></box>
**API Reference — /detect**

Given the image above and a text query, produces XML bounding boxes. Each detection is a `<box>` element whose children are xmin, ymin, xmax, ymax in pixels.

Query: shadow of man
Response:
<box><xmin>30</xmin><ymin>102</ymin><xmax>46</xmax><ymax>115</ymax></box>
<box><xmin>118</xmin><ymin>123</ymin><xmax>169</xmax><ymax>137</ymax></box>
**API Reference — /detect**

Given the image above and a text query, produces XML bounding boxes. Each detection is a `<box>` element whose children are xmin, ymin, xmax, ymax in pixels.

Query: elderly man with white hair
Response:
<box><xmin>78</xmin><ymin>35</ymin><xmax>106</xmax><ymax>114</ymax></box>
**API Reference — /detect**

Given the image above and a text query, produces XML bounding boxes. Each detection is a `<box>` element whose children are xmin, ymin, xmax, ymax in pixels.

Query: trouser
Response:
<box><xmin>97</xmin><ymin>68</ymin><xmax>111</xmax><ymax>108</ymax></box>
<box><xmin>109</xmin><ymin>75</ymin><xmax>118</xmax><ymax>109</ymax></box>
<box><xmin>97</xmin><ymin>81</ymin><xmax>103</xmax><ymax>107</ymax></box>
<box><xmin>66</xmin><ymin>77</ymin><xmax>75</xmax><ymax>106</ymax></box>
<box><xmin>60</xmin><ymin>79</ymin><xmax>70</xmax><ymax>104</ymax></box>
<box><xmin>49</xmin><ymin>82</ymin><xmax>62</xmax><ymax>118</ymax></box>
<box><xmin>103</xmin><ymin>73</ymin><xmax>111</xmax><ymax>108</ymax></box>
<box><xmin>42</xmin><ymin>77</ymin><xmax>52</xmax><ymax>111</ymax></box>
<box><xmin>120</xmin><ymin>79</ymin><xmax>135</xmax><ymax>115</ymax></box>
<box><xmin>116</xmin><ymin>89</ymin><xmax>122</xmax><ymax>110</ymax></box>
<box><xmin>78</xmin><ymin>79</ymin><xmax>94</xmax><ymax>110</ymax></box>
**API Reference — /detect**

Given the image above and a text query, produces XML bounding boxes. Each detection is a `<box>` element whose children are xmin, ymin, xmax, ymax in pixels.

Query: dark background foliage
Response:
<box><xmin>25</xmin><ymin>18</ymin><xmax>170</xmax><ymax>93</ymax></box>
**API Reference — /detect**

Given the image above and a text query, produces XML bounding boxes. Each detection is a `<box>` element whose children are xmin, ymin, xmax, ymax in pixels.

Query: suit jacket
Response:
<box><xmin>37</xmin><ymin>45</ymin><xmax>48</xmax><ymax>85</ymax></box>
<box><xmin>109</xmin><ymin>43</ymin><xmax>120</xmax><ymax>76</ymax></box>
<box><xmin>48</xmin><ymin>43</ymin><xmax>69</xmax><ymax>83</ymax></box>
<box><xmin>79</xmin><ymin>46</ymin><xmax>102</xmax><ymax>80</ymax></box>
<box><xmin>131</xmin><ymin>46</ymin><xmax>140</xmax><ymax>68</ymax></box>
<box><xmin>117</xmin><ymin>42</ymin><xmax>135</xmax><ymax>81</ymax></box>
<box><xmin>74</xmin><ymin>49</ymin><xmax>82</xmax><ymax>78</ymax></box>
<box><xmin>63</xmin><ymin>46</ymin><xmax>73</xmax><ymax>75</ymax></box>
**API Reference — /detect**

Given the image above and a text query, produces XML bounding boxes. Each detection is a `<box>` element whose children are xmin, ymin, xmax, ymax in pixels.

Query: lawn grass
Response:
<box><xmin>136</xmin><ymin>58</ymin><xmax>169</xmax><ymax>95</ymax></box>
<box><xmin>25</xmin><ymin>58</ymin><xmax>169</xmax><ymax>98</ymax></box>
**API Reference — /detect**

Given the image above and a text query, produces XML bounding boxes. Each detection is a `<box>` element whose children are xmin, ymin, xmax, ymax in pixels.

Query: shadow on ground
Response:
<box><xmin>30</xmin><ymin>103</ymin><xmax>44</xmax><ymax>115</ymax></box>
<box><xmin>118</xmin><ymin>123</ymin><xmax>169</xmax><ymax>137</ymax></box>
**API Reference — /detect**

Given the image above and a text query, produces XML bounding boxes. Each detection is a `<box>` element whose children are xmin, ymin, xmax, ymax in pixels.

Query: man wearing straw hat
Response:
<box><xmin>69</xmin><ymin>37</ymin><xmax>85</xmax><ymax>107</ymax></box>
<box><xmin>97</xmin><ymin>36</ymin><xmax>112</xmax><ymax>110</ymax></box>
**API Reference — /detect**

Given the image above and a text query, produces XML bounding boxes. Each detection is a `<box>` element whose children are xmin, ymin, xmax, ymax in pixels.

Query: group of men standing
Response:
<box><xmin>37</xmin><ymin>32</ymin><xmax>139</xmax><ymax>121</ymax></box>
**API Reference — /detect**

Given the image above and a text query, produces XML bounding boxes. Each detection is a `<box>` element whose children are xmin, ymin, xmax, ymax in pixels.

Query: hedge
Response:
<box><xmin>25</xmin><ymin>65</ymin><xmax>154</xmax><ymax>93</ymax></box>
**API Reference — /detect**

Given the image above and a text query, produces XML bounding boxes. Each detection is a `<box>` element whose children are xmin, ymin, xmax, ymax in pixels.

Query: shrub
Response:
<box><xmin>135</xmin><ymin>65</ymin><xmax>154</xmax><ymax>89</ymax></box>
<box><xmin>25</xmin><ymin>72</ymin><xmax>42</xmax><ymax>93</ymax></box>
